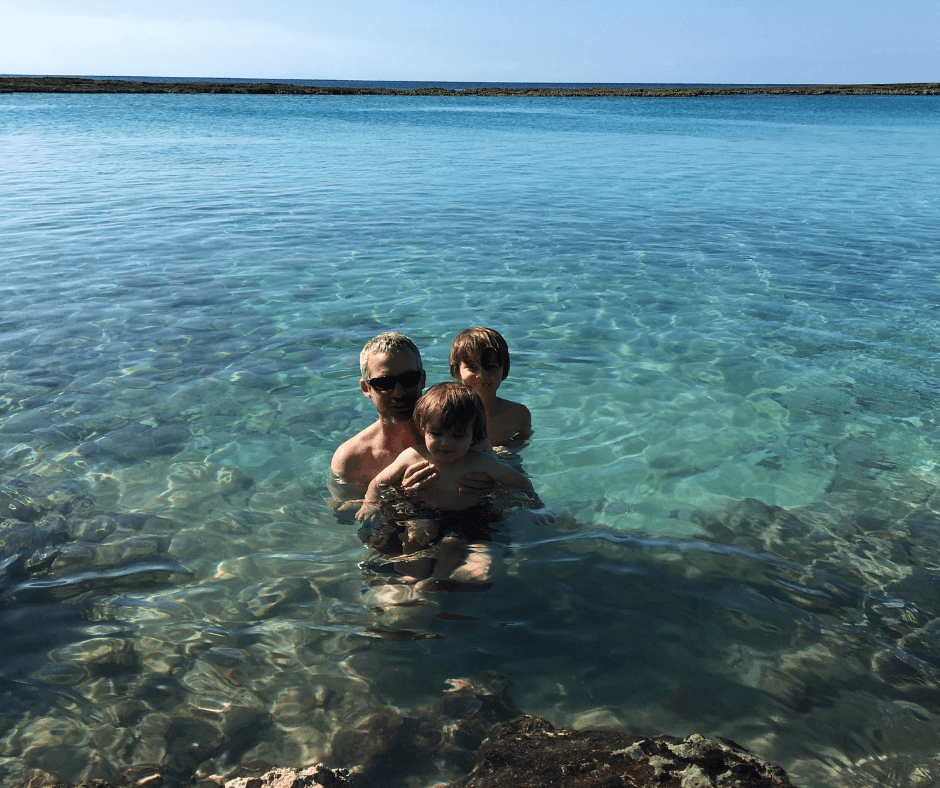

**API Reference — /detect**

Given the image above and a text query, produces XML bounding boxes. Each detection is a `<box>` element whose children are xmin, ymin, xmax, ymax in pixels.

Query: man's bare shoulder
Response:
<box><xmin>330</xmin><ymin>422</ymin><xmax>382</xmax><ymax>481</ymax></box>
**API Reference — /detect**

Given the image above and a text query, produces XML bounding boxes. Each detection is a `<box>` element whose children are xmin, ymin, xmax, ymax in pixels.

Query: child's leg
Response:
<box><xmin>423</xmin><ymin>537</ymin><xmax>492</xmax><ymax>582</ymax></box>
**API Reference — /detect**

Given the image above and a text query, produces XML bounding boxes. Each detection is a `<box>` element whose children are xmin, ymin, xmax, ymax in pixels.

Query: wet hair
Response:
<box><xmin>360</xmin><ymin>332</ymin><xmax>422</xmax><ymax>380</ymax></box>
<box><xmin>413</xmin><ymin>382</ymin><xmax>487</xmax><ymax>445</ymax></box>
<box><xmin>448</xmin><ymin>327</ymin><xmax>510</xmax><ymax>381</ymax></box>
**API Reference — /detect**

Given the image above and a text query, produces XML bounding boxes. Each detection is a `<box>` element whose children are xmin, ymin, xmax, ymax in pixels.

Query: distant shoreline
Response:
<box><xmin>2</xmin><ymin>76</ymin><xmax>939</xmax><ymax>97</ymax></box>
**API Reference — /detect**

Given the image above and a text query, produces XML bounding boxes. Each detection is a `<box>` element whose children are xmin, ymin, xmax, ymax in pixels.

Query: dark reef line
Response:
<box><xmin>2</xmin><ymin>76</ymin><xmax>939</xmax><ymax>97</ymax></box>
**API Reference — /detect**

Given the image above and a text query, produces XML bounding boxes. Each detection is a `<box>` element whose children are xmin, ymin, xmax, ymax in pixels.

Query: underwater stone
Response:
<box><xmin>0</xmin><ymin>483</ymin><xmax>44</xmax><ymax>522</ymax></box>
<box><xmin>242</xmin><ymin>577</ymin><xmax>318</xmax><ymax>618</ymax></box>
<box><xmin>78</xmin><ymin>421</ymin><xmax>191</xmax><ymax>463</ymax></box>
<box><xmin>70</xmin><ymin>513</ymin><xmax>117</xmax><ymax>542</ymax></box>
<box><xmin>323</xmin><ymin>671</ymin><xmax>521</xmax><ymax>786</ymax></box>
<box><xmin>52</xmin><ymin>637</ymin><xmax>140</xmax><ymax>679</ymax></box>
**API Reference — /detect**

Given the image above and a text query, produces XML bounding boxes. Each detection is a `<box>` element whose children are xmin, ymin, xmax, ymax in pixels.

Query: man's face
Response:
<box><xmin>360</xmin><ymin>350</ymin><xmax>426</xmax><ymax>423</ymax></box>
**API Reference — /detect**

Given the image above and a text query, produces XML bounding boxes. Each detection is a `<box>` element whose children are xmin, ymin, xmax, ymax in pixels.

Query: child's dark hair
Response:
<box><xmin>449</xmin><ymin>327</ymin><xmax>510</xmax><ymax>381</ymax></box>
<box><xmin>413</xmin><ymin>382</ymin><xmax>487</xmax><ymax>444</ymax></box>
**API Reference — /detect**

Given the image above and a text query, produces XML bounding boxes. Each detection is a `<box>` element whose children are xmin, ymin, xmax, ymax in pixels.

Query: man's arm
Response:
<box><xmin>328</xmin><ymin>468</ymin><xmax>366</xmax><ymax>512</ymax></box>
<box><xmin>329</xmin><ymin>442</ymin><xmax>368</xmax><ymax>510</ymax></box>
<box><xmin>355</xmin><ymin>450</ymin><xmax>417</xmax><ymax>521</ymax></box>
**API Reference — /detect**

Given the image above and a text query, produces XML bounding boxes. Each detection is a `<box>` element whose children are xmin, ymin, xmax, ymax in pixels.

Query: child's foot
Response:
<box><xmin>448</xmin><ymin>543</ymin><xmax>494</xmax><ymax>583</ymax></box>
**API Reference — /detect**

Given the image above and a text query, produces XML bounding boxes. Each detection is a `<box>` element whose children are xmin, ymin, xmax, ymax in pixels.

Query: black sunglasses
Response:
<box><xmin>366</xmin><ymin>370</ymin><xmax>423</xmax><ymax>391</ymax></box>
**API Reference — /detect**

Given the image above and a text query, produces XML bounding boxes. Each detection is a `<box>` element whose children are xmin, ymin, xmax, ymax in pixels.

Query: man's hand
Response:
<box><xmin>526</xmin><ymin>505</ymin><xmax>556</xmax><ymax>524</ymax></box>
<box><xmin>402</xmin><ymin>459</ymin><xmax>439</xmax><ymax>491</ymax></box>
<box><xmin>459</xmin><ymin>472</ymin><xmax>496</xmax><ymax>495</ymax></box>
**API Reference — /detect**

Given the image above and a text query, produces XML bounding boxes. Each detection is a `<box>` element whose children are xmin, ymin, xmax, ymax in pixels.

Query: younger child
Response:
<box><xmin>356</xmin><ymin>382</ymin><xmax>550</xmax><ymax>555</ymax></box>
<box><xmin>449</xmin><ymin>327</ymin><xmax>532</xmax><ymax>449</ymax></box>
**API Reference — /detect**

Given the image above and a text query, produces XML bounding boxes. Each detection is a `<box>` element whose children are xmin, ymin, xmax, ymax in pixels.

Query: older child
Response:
<box><xmin>356</xmin><ymin>382</ymin><xmax>550</xmax><ymax>555</ymax></box>
<box><xmin>449</xmin><ymin>327</ymin><xmax>532</xmax><ymax>449</ymax></box>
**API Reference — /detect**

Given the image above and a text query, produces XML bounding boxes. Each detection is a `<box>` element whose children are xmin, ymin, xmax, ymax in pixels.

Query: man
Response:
<box><xmin>330</xmin><ymin>332</ymin><xmax>427</xmax><ymax>502</ymax></box>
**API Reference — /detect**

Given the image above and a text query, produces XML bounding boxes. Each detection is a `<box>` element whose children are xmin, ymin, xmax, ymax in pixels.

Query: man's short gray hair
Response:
<box><xmin>359</xmin><ymin>332</ymin><xmax>423</xmax><ymax>380</ymax></box>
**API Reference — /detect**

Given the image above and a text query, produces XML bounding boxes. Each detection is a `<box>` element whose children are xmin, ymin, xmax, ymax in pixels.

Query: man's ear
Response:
<box><xmin>420</xmin><ymin>370</ymin><xmax>427</xmax><ymax>389</ymax></box>
<box><xmin>360</xmin><ymin>379</ymin><xmax>371</xmax><ymax>397</ymax></box>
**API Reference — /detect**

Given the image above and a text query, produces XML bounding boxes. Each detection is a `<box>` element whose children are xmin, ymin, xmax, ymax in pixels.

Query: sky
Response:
<box><xmin>1</xmin><ymin>0</ymin><xmax>937</xmax><ymax>84</ymax></box>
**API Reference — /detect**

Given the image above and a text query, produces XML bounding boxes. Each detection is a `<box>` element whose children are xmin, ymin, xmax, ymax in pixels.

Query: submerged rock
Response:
<box><xmin>453</xmin><ymin>715</ymin><xmax>797</xmax><ymax>788</ymax></box>
<box><xmin>14</xmin><ymin>764</ymin><xmax>352</xmax><ymax>788</ymax></box>
<box><xmin>324</xmin><ymin>670</ymin><xmax>521</xmax><ymax>787</ymax></box>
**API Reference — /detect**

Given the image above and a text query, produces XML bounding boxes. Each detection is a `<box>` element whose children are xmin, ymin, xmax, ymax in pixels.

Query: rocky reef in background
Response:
<box><xmin>1</xmin><ymin>76</ymin><xmax>939</xmax><ymax>97</ymax></box>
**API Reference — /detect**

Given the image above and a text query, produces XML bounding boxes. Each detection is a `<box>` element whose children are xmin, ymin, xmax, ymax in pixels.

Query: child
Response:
<box><xmin>449</xmin><ymin>327</ymin><xmax>533</xmax><ymax>449</ymax></box>
<box><xmin>356</xmin><ymin>382</ymin><xmax>551</xmax><ymax>556</ymax></box>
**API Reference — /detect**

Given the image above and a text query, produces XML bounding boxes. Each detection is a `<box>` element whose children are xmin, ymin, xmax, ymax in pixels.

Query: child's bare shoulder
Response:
<box><xmin>379</xmin><ymin>446</ymin><xmax>425</xmax><ymax>477</ymax></box>
<box><xmin>495</xmin><ymin>397</ymin><xmax>532</xmax><ymax>437</ymax></box>
<box><xmin>465</xmin><ymin>447</ymin><xmax>507</xmax><ymax>472</ymax></box>
<box><xmin>499</xmin><ymin>397</ymin><xmax>531</xmax><ymax>419</ymax></box>
<box><xmin>398</xmin><ymin>445</ymin><xmax>429</xmax><ymax>464</ymax></box>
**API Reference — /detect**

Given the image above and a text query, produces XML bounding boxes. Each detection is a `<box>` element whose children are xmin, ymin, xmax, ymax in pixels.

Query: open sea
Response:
<box><xmin>2</xmin><ymin>83</ymin><xmax>940</xmax><ymax>787</ymax></box>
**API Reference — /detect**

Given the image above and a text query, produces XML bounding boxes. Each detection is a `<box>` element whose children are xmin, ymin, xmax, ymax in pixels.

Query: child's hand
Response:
<box><xmin>526</xmin><ymin>506</ymin><xmax>556</xmax><ymax>524</ymax></box>
<box><xmin>355</xmin><ymin>502</ymin><xmax>381</xmax><ymax>523</ymax></box>
<box><xmin>402</xmin><ymin>460</ymin><xmax>438</xmax><ymax>491</ymax></box>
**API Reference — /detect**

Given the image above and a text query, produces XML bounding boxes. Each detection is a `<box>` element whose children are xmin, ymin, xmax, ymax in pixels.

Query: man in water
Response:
<box><xmin>330</xmin><ymin>332</ymin><xmax>428</xmax><ymax>506</ymax></box>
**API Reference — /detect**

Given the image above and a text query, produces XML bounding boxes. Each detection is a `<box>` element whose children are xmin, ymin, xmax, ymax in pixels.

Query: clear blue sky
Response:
<box><xmin>2</xmin><ymin>0</ymin><xmax>937</xmax><ymax>84</ymax></box>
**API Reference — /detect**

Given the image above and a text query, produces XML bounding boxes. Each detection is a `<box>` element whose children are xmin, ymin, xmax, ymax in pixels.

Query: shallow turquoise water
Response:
<box><xmin>2</xmin><ymin>92</ymin><xmax>940</xmax><ymax>787</ymax></box>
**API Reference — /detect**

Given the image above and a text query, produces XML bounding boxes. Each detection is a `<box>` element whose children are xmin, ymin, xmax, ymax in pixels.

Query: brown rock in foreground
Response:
<box><xmin>453</xmin><ymin>715</ymin><xmax>797</xmax><ymax>788</ymax></box>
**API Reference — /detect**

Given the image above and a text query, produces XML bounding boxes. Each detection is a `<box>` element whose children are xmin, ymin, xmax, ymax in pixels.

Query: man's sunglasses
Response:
<box><xmin>366</xmin><ymin>370</ymin><xmax>423</xmax><ymax>391</ymax></box>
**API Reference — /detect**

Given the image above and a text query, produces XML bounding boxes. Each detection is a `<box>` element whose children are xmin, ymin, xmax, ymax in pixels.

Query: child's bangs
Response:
<box><xmin>450</xmin><ymin>327</ymin><xmax>510</xmax><ymax>378</ymax></box>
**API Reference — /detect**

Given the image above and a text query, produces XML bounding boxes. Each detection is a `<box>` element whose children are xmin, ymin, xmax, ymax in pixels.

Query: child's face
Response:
<box><xmin>457</xmin><ymin>357</ymin><xmax>503</xmax><ymax>399</ymax></box>
<box><xmin>424</xmin><ymin>421</ymin><xmax>475</xmax><ymax>465</ymax></box>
